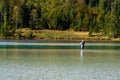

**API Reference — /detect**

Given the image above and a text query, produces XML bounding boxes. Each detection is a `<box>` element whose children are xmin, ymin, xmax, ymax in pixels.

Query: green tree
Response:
<box><xmin>0</xmin><ymin>0</ymin><xmax>10</xmax><ymax>38</ymax></box>
<box><xmin>0</xmin><ymin>0</ymin><xmax>4</xmax><ymax>25</ymax></box>
<box><xmin>28</xmin><ymin>0</ymin><xmax>41</xmax><ymax>29</ymax></box>
<box><xmin>104</xmin><ymin>12</ymin><xmax>114</xmax><ymax>36</ymax></box>
<box><xmin>0</xmin><ymin>0</ymin><xmax>120</xmax><ymax>39</ymax></box>
<box><xmin>112</xmin><ymin>0</ymin><xmax>120</xmax><ymax>37</ymax></box>
<box><xmin>73</xmin><ymin>0</ymin><xmax>85</xmax><ymax>31</ymax></box>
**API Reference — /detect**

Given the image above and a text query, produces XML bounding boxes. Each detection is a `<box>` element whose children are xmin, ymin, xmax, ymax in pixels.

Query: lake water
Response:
<box><xmin>0</xmin><ymin>49</ymin><xmax>120</xmax><ymax>80</ymax></box>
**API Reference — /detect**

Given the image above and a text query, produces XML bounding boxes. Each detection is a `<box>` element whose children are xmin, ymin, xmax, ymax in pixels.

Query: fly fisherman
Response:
<box><xmin>80</xmin><ymin>40</ymin><xmax>85</xmax><ymax>50</ymax></box>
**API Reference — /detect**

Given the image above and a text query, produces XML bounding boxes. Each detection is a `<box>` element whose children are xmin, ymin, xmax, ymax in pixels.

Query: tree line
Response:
<box><xmin>0</xmin><ymin>0</ymin><xmax>120</xmax><ymax>38</ymax></box>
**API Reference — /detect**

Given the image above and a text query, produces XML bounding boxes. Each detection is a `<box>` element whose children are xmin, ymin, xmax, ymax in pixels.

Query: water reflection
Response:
<box><xmin>0</xmin><ymin>49</ymin><xmax>120</xmax><ymax>80</ymax></box>
<box><xmin>80</xmin><ymin>50</ymin><xmax>84</xmax><ymax>59</ymax></box>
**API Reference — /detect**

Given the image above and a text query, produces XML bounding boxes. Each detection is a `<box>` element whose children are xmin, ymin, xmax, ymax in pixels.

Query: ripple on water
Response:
<box><xmin>0</xmin><ymin>62</ymin><xmax>120</xmax><ymax>80</ymax></box>
<box><xmin>0</xmin><ymin>49</ymin><xmax>120</xmax><ymax>80</ymax></box>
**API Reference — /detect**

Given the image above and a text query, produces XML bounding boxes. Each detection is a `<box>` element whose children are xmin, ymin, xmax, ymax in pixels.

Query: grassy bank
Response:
<box><xmin>1</xmin><ymin>28</ymin><xmax>120</xmax><ymax>42</ymax></box>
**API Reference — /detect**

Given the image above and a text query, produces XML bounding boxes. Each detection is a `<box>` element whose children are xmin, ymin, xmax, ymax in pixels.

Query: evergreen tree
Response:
<box><xmin>0</xmin><ymin>0</ymin><xmax>120</xmax><ymax>38</ymax></box>
<box><xmin>112</xmin><ymin>0</ymin><xmax>120</xmax><ymax>37</ymax></box>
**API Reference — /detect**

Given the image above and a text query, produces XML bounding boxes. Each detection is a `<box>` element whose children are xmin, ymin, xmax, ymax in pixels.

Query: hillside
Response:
<box><xmin>0</xmin><ymin>0</ymin><xmax>120</xmax><ymax>39</ymax></box>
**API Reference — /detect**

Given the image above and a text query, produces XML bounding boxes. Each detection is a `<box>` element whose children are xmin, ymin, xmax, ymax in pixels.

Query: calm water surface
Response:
<box><xmin>0</xmin><ymin>49</ymin><xmax>120</xmax><ymax>80</ymax></box>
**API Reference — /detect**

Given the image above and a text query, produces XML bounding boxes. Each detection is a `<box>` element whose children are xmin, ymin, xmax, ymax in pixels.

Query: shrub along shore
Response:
<box><xmin>0</xmin><ymin>0</ymin><xmax>120</xmax><ymax>40</ymax></box>
<box><xmin>1</xmin><ymin>28</ymin><xmax>119</xmax><ymax>42</ymax></box>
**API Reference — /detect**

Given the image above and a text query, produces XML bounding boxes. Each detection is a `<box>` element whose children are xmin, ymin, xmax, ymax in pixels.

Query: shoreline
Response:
<box><xmin>0</xmin><ymin>40</ymin><xmax>120</xmax><ymax>49</ymax></box>
<box><xmin>0</xmin><ymin>29</ymin><xmax>120</xmax><ymax>42</ymax></box>
<box><xmin>0</xmin><ymin>39</ymin><xmax>120</xmax><ymax>43</ymax></box>
<box><xmin>0</xmin><ymin>43</ymin><xmax>120</xmax><ymax>49</ymax></box>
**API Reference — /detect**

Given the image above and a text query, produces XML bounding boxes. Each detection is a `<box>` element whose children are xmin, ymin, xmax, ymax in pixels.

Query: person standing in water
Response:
<box><xmin>80</xmin><ymin>40</ymin><xmax>85</xmax><ymax>50</ymax></box>
<box><xmin>80</xmin><ymin>40</ymin><xmax>85</xmax><ymax>58</ymax></box>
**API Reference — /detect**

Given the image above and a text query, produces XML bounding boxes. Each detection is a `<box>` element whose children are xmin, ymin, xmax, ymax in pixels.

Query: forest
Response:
<box><xmin>0</xmin><ymin>0</ymin><xmax>120</xmax><ymax>39</ymax></box>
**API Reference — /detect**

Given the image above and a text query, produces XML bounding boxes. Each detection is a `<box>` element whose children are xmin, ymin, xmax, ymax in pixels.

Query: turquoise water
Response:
<box><xmin>0</xmin><ymin>49</ymin><xmax>120</xmax><ymax>80</ymax></box>
<box><xmin>0</xmin><ymin>40</ymin><xmax>120</xmax><ymax>49</ymax></box>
